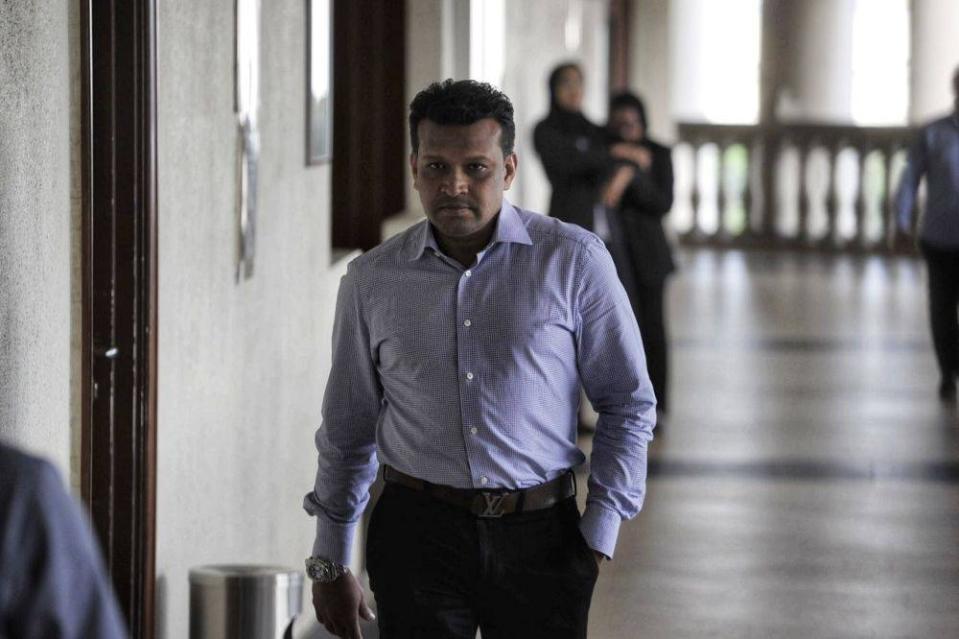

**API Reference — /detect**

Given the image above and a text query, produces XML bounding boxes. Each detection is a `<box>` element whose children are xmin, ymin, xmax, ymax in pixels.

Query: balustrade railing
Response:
<box><xmin>673</xmin><ymin>122</ymin><xmax>917</xmax><ymax>253</ymax></box>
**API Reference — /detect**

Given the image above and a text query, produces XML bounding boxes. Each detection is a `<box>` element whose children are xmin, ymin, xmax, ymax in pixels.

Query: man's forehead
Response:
<box><xmin>418</xmin><ymin>118</ymin><xmax>502</xmax><ymax>148</ymax></box>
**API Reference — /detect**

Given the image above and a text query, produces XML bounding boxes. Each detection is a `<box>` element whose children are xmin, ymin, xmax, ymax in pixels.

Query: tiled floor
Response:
<box><xmin>302</xmin><ymin>248</ymin><xmax>959</xmax><ymax>638</ymax></box>
<box><xmin>586</xmin><ymin>249</ymin><xmax>959</xmax><ymax>638</ymax></box>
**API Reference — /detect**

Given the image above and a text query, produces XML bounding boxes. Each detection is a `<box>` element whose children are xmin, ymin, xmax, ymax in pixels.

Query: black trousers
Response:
<box><xmin>632</xmin><ymin>281</ymin><xmax>669</xmax><ymax>414</ymax></box>
<box><xmin>921</xmin><ymin>241</ymin><xmax>959</xmax><ymax>379</ymax></box>
<box><xmin>604</xmin><ymin>221</ymin><xmax>670</xmax><ymax>413</ymax></box>
<box><xmin>365</xmin><ymin>483</ymin><xmax>599</xmax><ymax>639</ymax></box>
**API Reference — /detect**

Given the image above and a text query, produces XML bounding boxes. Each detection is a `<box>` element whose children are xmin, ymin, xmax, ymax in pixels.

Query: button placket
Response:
<box><xmin>456</xmin><ymin>263</ymin><xmax>482</xmax><ymax>480</ymax></box>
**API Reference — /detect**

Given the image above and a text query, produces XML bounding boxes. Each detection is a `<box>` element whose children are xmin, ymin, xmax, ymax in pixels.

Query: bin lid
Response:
<box><xmin>189</xmin><ymin>565</ymin><xmax>304</xmax><ymax>588</ymax></box>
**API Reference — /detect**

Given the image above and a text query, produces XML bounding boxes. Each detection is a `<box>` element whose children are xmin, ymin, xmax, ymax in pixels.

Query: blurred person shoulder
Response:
<box><xmin>0</xmin><ymin>441</ymin><xmax>129</xmax><ymax>639</ymax></box>
<box><xmin>0</xmin><ymin>442</ymin><xmax>58</xmax><ymax>506</ymax></box>
<box><xmin>914</xmin><ymin>112</ymin><xmax>958</xmax><ymax>143</ymax></box>
<box><xmin>642</xmin><ymin>136</ymin><xmax>671</xmax><ymax>154</ymax></box>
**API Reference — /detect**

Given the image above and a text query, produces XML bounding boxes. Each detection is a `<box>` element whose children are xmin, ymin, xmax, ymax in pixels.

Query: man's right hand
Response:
<box><xmin>312</xmin><ymin>572</ymin><xmax>376</xmax><ymax>639</ymax></box>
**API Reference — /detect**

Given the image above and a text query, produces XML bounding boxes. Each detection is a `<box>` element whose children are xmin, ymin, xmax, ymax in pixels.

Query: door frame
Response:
<box><xmin>331</xmin><ymin>0</ymin><xmax>407</xmax><ymax>251</ymax></box>
<box><xmin>79</xmin><ymin>0</ymin><xmax>158</xmax><ymax>636</ymax></box>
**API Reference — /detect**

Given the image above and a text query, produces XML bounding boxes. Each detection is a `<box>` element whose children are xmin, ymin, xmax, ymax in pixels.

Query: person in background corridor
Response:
<box><xmin>533</xmin><ymin>62</ymin><xmax>640</xmax><ymax>234</ymax></box>
<box><xmin>0</xmin><ymin>441</ymin><xmax>128</xmax><ymax>639</ymax></box>
<box><xmin>896</xmin><ymin>66</ymin><xmax>959</xmax><ymax>401</ymax></box>
<box><xmin>304</xmin><ymin>79</ymin><xmax>656</xmax><ymax>639</ymax></box>
<box><xmin>601</xmin><ymin>92</ymin><xmax>675</xmax><ymax>418</ymax></box>
<box><xmin>533</xmin><ymin>62</ymin><xmax>609</xmax><ymax>232</ymax></box>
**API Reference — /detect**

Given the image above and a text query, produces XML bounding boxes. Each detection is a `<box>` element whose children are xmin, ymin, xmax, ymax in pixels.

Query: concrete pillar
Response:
<box><xmin>776</xmin><ymin>0</ymin><xmax>857</xmax><ymax>124</ymax></box>
<box><xmin>501</xmin><ymin>0</ymin><xmax>609</xmax><ymax>213</ymax></box>
<box><xmin>404</xmin><ymin>0</ymin><xmax>470</xmax><ymax>217</ymax></box>
<box><xmin>628</xmin><ymin>0</ymin><xmax>673</xmax><ymax>141</ymax></box>
<box><xmin>909</xmin><ymin>0</ymin><xmax>959</xmax><ymax>123</ymax></box>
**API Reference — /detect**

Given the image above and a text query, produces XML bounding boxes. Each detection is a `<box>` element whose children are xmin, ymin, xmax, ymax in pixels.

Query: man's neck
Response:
<box><xmin>433</xmin><ymin>216</ymin><xmax>499</xmax><ymax>268</ymax></box>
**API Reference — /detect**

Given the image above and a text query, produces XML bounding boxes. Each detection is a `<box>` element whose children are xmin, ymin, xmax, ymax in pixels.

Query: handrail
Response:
<box><xmin>674</xmin><ymin>122</ymin><xmax>917</xmax><ymax>254</ymax></box>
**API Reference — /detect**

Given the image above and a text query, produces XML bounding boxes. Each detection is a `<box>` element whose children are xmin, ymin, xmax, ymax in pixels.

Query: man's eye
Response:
<box><xmin>426</xmin><ymin>162</ymin><xmax>445</xmax><ymax>170</ymax></box>
<box><xmin>468</xmin><ymin>164</ymin><xmax>488</xmax><ymax>172</ymax></box>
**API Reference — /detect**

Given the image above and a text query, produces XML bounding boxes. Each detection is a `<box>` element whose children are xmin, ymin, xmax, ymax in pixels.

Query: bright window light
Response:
<box><xmin>470</xmin><ymin>0</ymin><xmax>506</xmax><ymax>88</ymax></box>
<box><xmin>851</xmin><ymin>0</ymin><xmax>910</xmax><ymax>125</ymax></box>
<box><xmin>671</xmin><ymin>0</ymin><xmax>762</xmax><ymax>124</ymax></box>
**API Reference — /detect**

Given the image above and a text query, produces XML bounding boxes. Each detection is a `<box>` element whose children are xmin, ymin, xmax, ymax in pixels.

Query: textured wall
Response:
<box><xmin>154</xmin><ymin>1</ymin><xmax>345</xmax><ymax>636</ymax></box>
<box><xmin>0</xmin><ymin>0</ymin><xmax>77</xmax><ymax>476</ymax></box>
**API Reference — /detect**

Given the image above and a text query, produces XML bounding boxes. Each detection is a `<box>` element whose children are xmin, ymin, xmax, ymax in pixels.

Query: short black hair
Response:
<box><xmin>409</xmin><ymin>79</ymin><xmax>515</xmax><ymax>156</ymax></box>
<box><xmin>609</xmin><ymin>91</ymin><xmax>648</xmax><ymax>131</ymax></box>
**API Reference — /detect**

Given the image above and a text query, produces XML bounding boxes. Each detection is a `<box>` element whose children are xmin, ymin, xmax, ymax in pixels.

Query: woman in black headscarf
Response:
<box><xmin>533</xmin><ymin>63</ymin><xmax>613</xmax><ymax>231</ymax></box>
<box><xmin>601</xmin><ymin>91</ymin><xmax>675</xmax><ymax>416</ymax></box>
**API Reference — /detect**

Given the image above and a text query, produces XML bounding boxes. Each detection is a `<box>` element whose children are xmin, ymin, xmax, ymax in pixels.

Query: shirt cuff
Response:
<box><xmin>311</xmin><ymin>515</ymin><xmax>358</xmax><ymax>566</ymax></box>
<box><xmin>579</xmin><ymin>503</ymin><xmax>622</xmax><ymax>559</ymax></box>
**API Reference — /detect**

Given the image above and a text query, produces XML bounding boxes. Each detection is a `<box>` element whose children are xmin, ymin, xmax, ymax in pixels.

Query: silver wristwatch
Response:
<box><xmin>305</xmin><ymin>556</ymin><xmax>350</xmax><ymax>583</ymax></box>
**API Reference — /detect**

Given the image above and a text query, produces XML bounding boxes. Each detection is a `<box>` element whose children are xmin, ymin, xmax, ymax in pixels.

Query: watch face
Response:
<box><xmin>306</xmin><ymin>558</ymin><xmax>344</xmax><ymax>582</ymax></box>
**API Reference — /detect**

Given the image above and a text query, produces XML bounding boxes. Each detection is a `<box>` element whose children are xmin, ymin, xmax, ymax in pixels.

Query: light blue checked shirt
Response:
<box><xmin>304</xmin><ymin>199</ymin><xmax>656</xmax><ymax>564</ymax></box>
<box><xmin>897</xmin><ymin>113</ymin><xmax>959</xmax><ymax>247</ymax></box>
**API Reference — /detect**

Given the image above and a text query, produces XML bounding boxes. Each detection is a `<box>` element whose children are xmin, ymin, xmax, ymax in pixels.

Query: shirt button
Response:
<box><xmin>470</xmin><ymin>426</ymin><xmax>478</xmax><ymax>435</ymax></box>
<box><xmin>465</xmin><ymin>372</ymin><xmax>474</xmax><ymax>381</ymax></box>
<box><xmin>479</xmin><ymin>476</ymin><xmax>489</xmax><ymax>485</ymax></box>
<box><xmin>464</xmin><ymin>319</ymin><xmax>472</xmax><ymax>327</ymax></box>
<box><xmin>464</xmin><ymin>270</ymin><xmax>472</xmax><ymax>278</ymax></box>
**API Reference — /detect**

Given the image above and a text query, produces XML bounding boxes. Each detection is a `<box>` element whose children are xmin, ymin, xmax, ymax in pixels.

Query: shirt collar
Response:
<box><xmin>407</xmin><ymin>198</ymin><xmax>533</xmax><ymax>261</ymax></box>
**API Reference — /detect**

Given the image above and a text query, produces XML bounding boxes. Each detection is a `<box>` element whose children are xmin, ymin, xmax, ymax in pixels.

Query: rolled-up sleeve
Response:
<box><xmin>303</xmin><ymin>261</ymin><xmax>382</xmax><ymax>565</ymax></box>
<box><xmin>573</xmin><ymin>238</ymin><xmax>657</xmax><ymax>558</ymax></box>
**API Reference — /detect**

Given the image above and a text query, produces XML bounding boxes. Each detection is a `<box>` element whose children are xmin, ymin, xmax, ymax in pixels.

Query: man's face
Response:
<box><xmin>411</xmin><ymin>118</ymin><xmax>517</xmax><ymax>241</ymax></box>
<box><xmin>609</xmin><ymin>107</ymin><xmax>645</xmax><ymax>143</ymax></box>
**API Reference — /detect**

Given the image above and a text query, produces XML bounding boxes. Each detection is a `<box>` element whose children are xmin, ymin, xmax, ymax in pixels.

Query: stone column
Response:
<box><xmin>628</xmin><ymin>0</ymin><xmax>672</xmax><ymax>141</ymax></box>
<box><xmin>774</xmin><ymin>0</ymin><xmax>857</xmax><ymax>124</ymax></box>
<box><xmin>909</xmin><ymin>0</ymin><xmax>959</xmax><ymax>124</ymax></box>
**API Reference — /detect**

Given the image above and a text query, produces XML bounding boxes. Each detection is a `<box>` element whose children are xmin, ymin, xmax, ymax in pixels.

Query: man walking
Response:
<box><xmin>897</xmin><ymin>66</ymin><xmax>959</xmax><ymax>401</ymax></box>
<box><xmin>304</xmin><ymin>79</ymin><xmax>656</xmax><ymax>638</ymax></box>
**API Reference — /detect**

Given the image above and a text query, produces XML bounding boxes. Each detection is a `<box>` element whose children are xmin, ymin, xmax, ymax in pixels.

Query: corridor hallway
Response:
<box><xmin>583</xmin><ymin>248</ymin><xmax>959</xmax><ymax>638</ymax></box>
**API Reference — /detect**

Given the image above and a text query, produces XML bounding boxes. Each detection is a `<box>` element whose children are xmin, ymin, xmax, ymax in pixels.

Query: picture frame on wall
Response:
<box><xmin>307</xmin><ymin>0</ymin><xmax>332</xmax><ymax>164</ymax></box>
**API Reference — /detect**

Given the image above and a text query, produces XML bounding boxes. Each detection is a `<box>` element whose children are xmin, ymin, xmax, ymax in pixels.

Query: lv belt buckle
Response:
<box><xmin>478</xmin><ymin>492</ymin><xmax>507</xmax><ymax>518</ymax></box>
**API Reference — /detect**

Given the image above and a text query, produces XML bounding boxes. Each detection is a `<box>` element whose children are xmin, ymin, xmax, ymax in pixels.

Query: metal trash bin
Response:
<box><xmin>190</xmin><ymin>565</ymin><xmax>304</xmax><ymax>639</ymax></box>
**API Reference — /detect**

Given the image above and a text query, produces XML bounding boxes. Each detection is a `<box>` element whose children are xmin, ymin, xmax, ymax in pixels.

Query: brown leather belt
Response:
<box><xmin>382</xmin><ymin>465</ymin><xmax>577</xmax><ymax>518</ymax></box>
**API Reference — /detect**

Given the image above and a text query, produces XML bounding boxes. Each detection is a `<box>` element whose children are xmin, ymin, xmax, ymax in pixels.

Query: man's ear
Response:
<box><xmin>503</xmin><ymin>152</ymin><xmax>518</xmax><ymax>191</ymax></box>
<box><xmin>410</xmin><ymin>152</ymin><xmax>419</xmax><ymax>184</ymax></box>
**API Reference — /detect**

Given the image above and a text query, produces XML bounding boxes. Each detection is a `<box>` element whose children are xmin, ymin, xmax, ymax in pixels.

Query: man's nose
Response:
<box><xmin>440</xmin><ymin>168</ymin><xmax>469</xmax><ymax>194</ymax></box>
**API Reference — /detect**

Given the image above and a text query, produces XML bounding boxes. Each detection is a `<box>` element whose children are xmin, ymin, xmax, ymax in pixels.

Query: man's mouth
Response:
<box><xmin>437</xmin><ymin>204</ymin><xmax>473</xmax><ymax>213</ymax></box>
